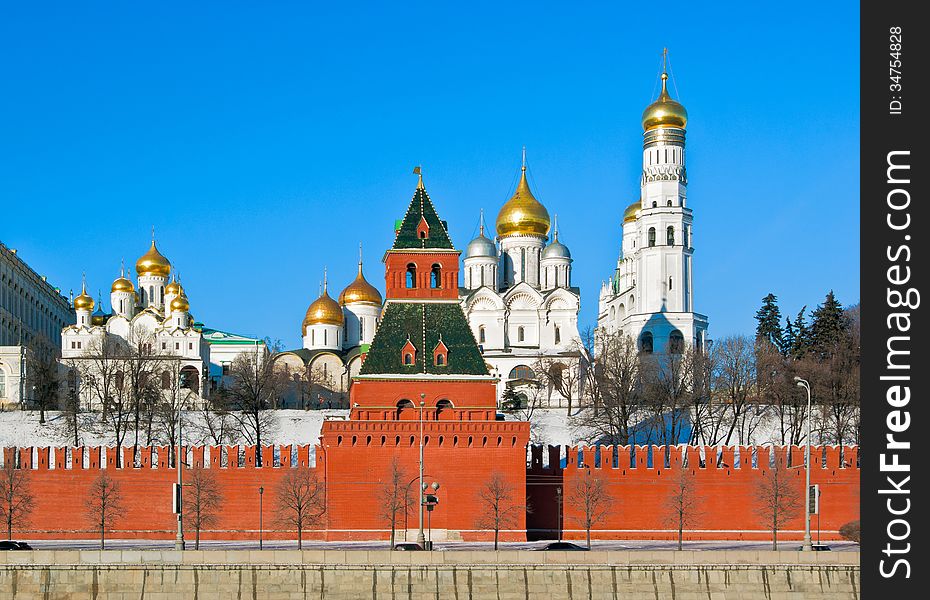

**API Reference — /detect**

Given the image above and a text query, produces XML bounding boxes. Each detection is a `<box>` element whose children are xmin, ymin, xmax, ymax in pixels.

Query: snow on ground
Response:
<box><xmin>0</xmin><ymin>408</ymin><xmax>584</xmax><ymax>449</ymax></box>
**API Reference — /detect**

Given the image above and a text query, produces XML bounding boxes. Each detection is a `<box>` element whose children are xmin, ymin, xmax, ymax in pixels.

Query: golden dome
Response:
<box><xmin>74</xmin><ymin>285</ymin><xmax>94</xmax><ymax>311</ymax></box>
<box><xmin>111</xmin><ymin>274</ymin><xmax>134</xmax><ymax>293</ymax></box>
<box><xmin>642</xmin><ymin>73</ymin><xmax>688</xmax><ymax>131</ymax></box>
<box><xmin>170</xmin><ymin>293</ymin><xmax>190</xmax><ymax>313</ymax></box>
<box><xmin>495</xmin><ymin>167</ymin><xmax>551</xmax><ymax>238</ymax></box>
<box><xmin>166</xmin><ymin>280</ymin><xmax>182</xmax><ymax>296</ymax></box>
<box><xmin>136</xmin><ymin>240</ymin><xmax>171</xmax><ymax>277</ymax></box>
<box><xmin>623</xmin><ymin>200</ymin><xmax>642</xmax><ymax>224</ymax></box>
<box><xmin>302</xmin><ymin>286</ymin><xmax>344</xmax><ymax>332</ymax></box>
<box><xmin>339</xmin><ymin>263</ymin><xmax>382</xmax><ymax>306</ymax></box>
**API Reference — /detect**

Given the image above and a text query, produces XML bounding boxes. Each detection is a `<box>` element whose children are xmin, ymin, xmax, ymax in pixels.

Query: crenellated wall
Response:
<box><xmin>3</xmin><ymin>443</ymin><xmax>859</xmax><ymax>542</ymax></box>
<box><xmin>527</xmin><ymin>444</ymin><xmax>860</xmax><ymax>541</ymax></box>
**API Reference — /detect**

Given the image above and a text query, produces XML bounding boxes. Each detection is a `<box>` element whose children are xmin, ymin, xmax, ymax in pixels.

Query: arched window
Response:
<box><xmin>640</xmin><ymin>331</ymin><xmax>654</xmax><ymax>353</ymax></box>
<box><xmin>684</xmin><ymin>226</ymin><xmax>690</xmax><ymax>248</ymax></box>
<box><xmin>667</xmin><ymin>200</ymin><xmax>673</xmax><ymax>207</ymax></box>
<box><xmin>669</xmin><ymin>277</ymin><xmax>673</xmax><ymax>291</ymax></box>
<box><xmin>359</xmin><ymin>319</ymin><xmax>364</xmax><ymax>341</ymax></box>
<box><xmin>180</xmin><ymin>366</ymin><xmax>199</xmax><ymax>391</ymax></box>
<box><xmin>508</xmin><ymin>365</ymin><xmax>535</xmax><ymax>380</ymax></box>
<box><xmin>517</xmin><ymin>326</ymin><xmax>525</xmax><ymax>342</ymax></box>
<box><xmin>652</xmin><ymin>201</ymin><xmax>657</xmax><ymax>208</ymax></box>
<box><xmin>430</xmin><ymin>264</ymin><xmax>442</xmax><ymax>289</ymax></box>
<box><xmin>554</xmin><ymin>325</ymin><xmax>561</xmax><ymax>345</ymax></box>
<box><xmin>667</xmin><ymin>226</ymin><xmax>675</xmax><ymax>246</ymax></box>
<box><xmin>478</xmin><ymin>325</ymin><xmax>486</xmax><ymax>344</ymax></box>
<box><xmin>406</xmin><ymin>263</ymin><xmax>417</xmax><ymax>288</ymax></box>
<box><xmin>311</xmin><ymin>330</ymin><xmax>315</xmax><ymax>345</ymax></box>
<box><xmin>396</xmin><ymin>399</ymin><xmax>415</xmax><ymax>420</ymax></box>
<box><xmin>648</xmin><ymin>228</ymin><xmax>656</xmax><ymax>247</ymax></box>
<box><xmin>419</xmin><ymin>230</ymin><xmax>427</xmax><ymax>239</ymax></box>
<box><xmin>161</xmin><ymin>371</ymin><xmax>171</xmax><ymax>390</ymax></box>
<box><xmin>404</xmin><ymin>352</ymin><xmax>414</xmax><ymax>365</ymax></box>
<box><xmin>436</xmin><ymin>399</ymin><xmax>453</xmax><ymax>419</ymax></box>
<box><xmin>0</xmin><ymin>369</ymin><xmax>6</xmax><ymax>399</ymax></box>
<box><xmin>669</xmin><ymin>330</ymin><xmax>685</xmax><ymax>354</ymax></box>
<box><xmin>323</xmin><ymin>330</ymin><xmax>328</xmax><ymax>345</ymax></box>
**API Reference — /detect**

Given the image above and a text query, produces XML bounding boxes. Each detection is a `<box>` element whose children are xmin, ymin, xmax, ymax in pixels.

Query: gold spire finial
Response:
<box><xmin>151</xmin><ymin>225</ymin><xmax>156</xmax><ymax>243</ymax></box>
<box><xmin>413</xmin><ymin>165</ymin><xmax>424</xmax><ymax>189</ymax></box>
<box><xmin>521</xmin><ymin>146</ymin><xmax>527</xmax><ymax>172</ymax></box>
<box><xmin>554</xmin><ymin>214</ymin><xmax>559</xmax><ymax>241</ymax></box>
<box><xmin>81</xmin><ymin>271</ymin><xmax>87</xmax><ymax>293</ymax></box>
<box><xmin>359</xmin><ymin>242</ymin><xmax>363</xmax><ymax>267</ymax></box>
<box><xmin>323</xmin><ymin>267</ymin><xmax>328</xmax><ymax>293</ymax></box>
<box><xmin>479</xmin><ymin>208</ymin><xmax>485</xmax><ymax>236</ymax></box>
<box><xmin>120</xmin><ymin>259</ymin><xmax>125</xmax><ymax>277</ymax></box>
<box><xmin>662</xmin><ymin>47</ymin><xmax>668</xmax><ymax>74</ymax></box>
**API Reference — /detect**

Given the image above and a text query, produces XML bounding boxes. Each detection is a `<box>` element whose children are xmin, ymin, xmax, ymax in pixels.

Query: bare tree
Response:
<box><xmin>190</xmin><ymin>394</ymin><xmax>237</xmax><ymax>446</ymax></box>
<box><xmin>24</xmin><ymin>335</ymin><xmax>63</xmax><ymax>425</ymax></box>
<box><xmin>535</xmin><ymin>354</ymin><xmax>582</xmax><ymax>416</ymax></box>
<box><xmin>712</xmin><ymin>335</ymin><xmax>758</xmax><ymax>445</ymax></box>
<box><xmin>183</xmin><ymin>466</ymin><xmax>222</xmax><ymax>550</ymax></box>
<box><xmin>124</xmin><ymin>326</ymin><xmax>169</xmax><ymax>460</ymax></box>
<box><xmin>566</xmin><ymin>467</ymin><xmax>613</xmax><ymax>550</ymax></box>
<box><xmin>79</xmin><ymin>335</ymin><xmax>125</xmax><ymax>425</ymax></box>
<box><xmin>378</xmin><ymin>456</ymin><xmax>410</xmax><ymax>547</ymax></box>
<box><xmin>663</xmin><ymin>466</ymin><xmax>702</xmax><ymax>550</ymax></box>
<box><xmin>1</xmin><ymin>460</ymin><xmax>34</xmax><ymax>540</ymax></box>
<box><xmin>753</xmin><ymin>456</ymin><xmax>802</xmax><ymax>550</ymax></box>
<box><xmin>85</xmin><ymin>472</ymin><xmax>125</xmax><ymax>549</ymax></box>
<box><xmin>475</xmin><ymin>472</ymin><xmax>526</xmax><ymax>550</ymax></box>
<box><xmin>225</xmin><ymin>345</ymin><xmax>281</xmax><ymax>466</ymax></box>
<box><xmin>275</xmin><ymin>468</ymin><xmax>326</xmax><ymax>549</ymax></box>
<box><xmin>576</xmin><ymin>331</ymin><xmax>643</xmax><ymax>445</ymax></box>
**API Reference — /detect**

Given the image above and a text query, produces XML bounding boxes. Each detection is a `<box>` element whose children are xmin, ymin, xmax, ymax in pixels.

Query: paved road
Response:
<box><xmin>21</xmin><ymin>539</ymin><xmax>859</xmax><ymax>552</ymax></box>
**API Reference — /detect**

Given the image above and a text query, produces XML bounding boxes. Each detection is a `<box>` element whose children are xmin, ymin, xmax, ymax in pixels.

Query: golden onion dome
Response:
<box><xmin>642</xmin><ymin>72</ymin><xmax>688</xmax><ymax>131</ymax></box>
<box><xmin>74</xmin><ymin>285</ymin><xmax>94</xmax><ymax>311</ymax></box>
<box><xmin>495</xmin><ymin>166</ymin><xmax>551</xmax><ymax>238</ymax></box>
<box><xmin>111</xmin><ymin>275</ymin><xmax>134</xmax><ymax>293</ymax></box>
<box><xmin>170</xmin><ymin>293</ymin><xmax>190</xmax><ymax>313</ymax></box>
<box><xmin>136</xmin><ymin>240</ymin><xmax>171</xmax><ymax>277</ymax></box>
<box><xmin>91</xmin><ymin>303</ymin><xmax>108</xmax><ymax>326</ymax></box>
<box><xmin>339</xmin><ymin>263</ymin><xmax>382</xmax><ymax>306</ymax></box>
<box><xmin>623</xmin><ymin>200</ymin><xmax>642</xmax><ymax>224</ymax></box>
<box><xmin>166</xmin><ymin>280</ymin><xmax>183</xmax><ymax>296</ymax></box>
<box><xmin>302</xmin><ymin>286</ymin><xmax>344</xmax><ymax>332</ymax></box>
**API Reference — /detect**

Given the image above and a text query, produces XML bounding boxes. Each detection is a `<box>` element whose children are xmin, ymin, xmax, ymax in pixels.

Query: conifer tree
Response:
<box><xmin>754</xmin><ymin>293</ymin><xmax>785</xmax><ymax>354</ymax></box>
<box><xmin>809</xmin><ymin>291</ymin><xmax>850</xmax><ymax>359</ymax></box>
<box><xmin>789</xmin><ymin>306</ymin><xmax>809</xmax><ymax>358</ymax></box>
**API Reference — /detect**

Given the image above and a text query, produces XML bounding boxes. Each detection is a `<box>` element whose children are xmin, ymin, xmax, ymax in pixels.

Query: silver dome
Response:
<box><xmin>543</xmin><ymin>239</ymin><xmax>571</xmax><ymax>259</ymax></box>
<box><xmin>466</xmin><ymin>234</ymin><xmax>497</xmax><ymax>258</ymax></box>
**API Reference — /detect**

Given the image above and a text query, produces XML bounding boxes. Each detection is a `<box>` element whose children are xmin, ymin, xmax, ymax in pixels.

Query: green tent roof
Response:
<box><xmin>360</xmin><ymin>302</ymin><xmax>488</xmax><ymax>376</ymax></box>
<box><xmin>391</xmin><ymin>183</ymin><xmax>454</xmax><ymax>250</ymax></box>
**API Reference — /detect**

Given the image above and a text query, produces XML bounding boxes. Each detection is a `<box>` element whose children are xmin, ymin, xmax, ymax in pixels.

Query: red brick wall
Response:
<box><xmin>349</xmin><ymin>379</ymin><xmax>498</xmax><ymax>410</ymax></box>
<box><xmin>527</xmin><ymin>445</ymin><xmax>860</xmax><ymax>542</ymax></box>
<box><xmin>383</xmin><ymin>252</ymin><xmax>460</xmax><ymax>300</ymax></box>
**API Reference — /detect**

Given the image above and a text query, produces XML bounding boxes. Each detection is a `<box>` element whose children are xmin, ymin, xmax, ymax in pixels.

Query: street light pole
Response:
<box><xmin>417</xmin><ymin>395</ymin><xmax>426</xmax><ymax>547</ymax></box>
<box><xmin>794</xmin><ymin>376</ymin><xmax>813</xmax><ymax>551</ymax></box>
<box><xmin>175</xmin><ymin>360</ymin><xmax>185</xmax><ymax>551</ymax></box>
<box><xmin>259</xmin><ymin>486</ymin><xmax>264</xmax><ymax>550</ymax></box>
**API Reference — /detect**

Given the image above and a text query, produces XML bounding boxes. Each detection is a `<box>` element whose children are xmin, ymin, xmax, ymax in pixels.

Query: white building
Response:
<box><xmin>1</xmin><ymin>241</ymin><xmax>74</xmax><ymax>408</ymax></box>
<box><xmin>60</xmin><ymin>238</ymin><xmax>211</xmax><ymax>407</ymax></box>
<box><xmin>274</xmin><ymin>257</ymin><xmax>383</xmax><ymax>408</ymax></box>
<box><xmin>597</xmin><ymin>64</ymin><xmax>709</xmax><ymax>353</ymax></box>
<box><xmin>460</xmin><ymin>163</ymin><xmax>583</xmax><ymax>406</ymax></box>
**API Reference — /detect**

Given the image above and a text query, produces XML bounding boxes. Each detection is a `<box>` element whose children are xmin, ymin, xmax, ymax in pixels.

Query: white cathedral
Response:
<box><xmin>460</xmin><ymin>162</ymin><xmax>583</xmax><ymax>405</ymax></box>
<box><xmin>597</xmin><ymin>65</ymin><xmax>709</xmax><ymax>353</ymax></box>
<box><xmin>61</xmin><ymin>239</ymin><xmax>211</xmax><ymax>407</ymax></box>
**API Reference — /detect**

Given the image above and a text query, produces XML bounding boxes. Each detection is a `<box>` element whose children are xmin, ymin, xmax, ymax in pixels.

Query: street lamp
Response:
<box><xmin>175</xmin><ymin>364</ymin><xmax>185</xmax><ymax>551</ymax></box>
<box><xmin>259</xmin><ymin>486</ymin><xmax>264</xmax><ymax>550</ymax></box>
<box><xmin>555</xmin><ymin>487</ymin><xmax>563</xmax><ymax>541</ymax></box>
<box><xmin>416</xmin><ymin>394</ymin><xmax>426</xmax><ymax>547</ymax></box>
<box><xmin>794</xmin><ymin>376</ymin><xmax>813</xmax><ymax>552</ymax></box>
<box><xmin>424</xmin><ymin>481</ymin><xmax>440</xmax><ymax>550</ymax></box>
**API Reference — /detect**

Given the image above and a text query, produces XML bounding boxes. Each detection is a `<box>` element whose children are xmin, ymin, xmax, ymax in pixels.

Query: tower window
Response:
<box><xmin>404</xmin><ymin>353</ymin><xmax>413</xmax><ymax>365</ymax></box>
<box><xmin>430</xmin><ymin>264</ymin><xmax>442</xmax><ymax>289</ymax></box>
<box><xmin>517</xmin><ymin>326</ymin><xmax>525</xmax><ymax>342</ymax></box>
<box><xmin>669</xmin><ymin>330</ymin><xmax>685</xmax><ymax>354</ymax></box>
<box><xmin>554</xmin><ymin>325</ymin><xmax>561</xmax><ymax>345</ymax></box>
<box><xmin>669</xmin><ymin>277</ymin><xmax>673</xmax><ymax>291</ymax></box>
<box><xmin>640</xmin><ymin>331</ymin><xmax>654</xmax><ymax>354</ymax></box>
<box><xmin>667</xmin><ymin>226</ymin><xmax>675</xmax><ymax>246</ymax></box>
<box><xmin>684</xmin><ymin>226</ymin><xmax>690</xmax><ymax>248</ymax></box>
<box><xmin>652</xmin><ymin>201</ymin><xmax>657</xmax><ymax>208</ymax></box>
<box><xmin>478</xmin><ymin>325</ymin><xmax>486</xmax><ymax>344</ymax></box>
<box><xmin>667</xmin><ymin>200</ymin><xmax>673</xmax><ymax>207</ymax></box>
<box><xmin>648</xmin><ymin>228</ymin><xmax>656</xmax><ymax>247</ymax></box>
<box><xmin>406</xmin><ymin>263</ymin><xmax>417</xmax><ymax>289</ymax></box>
<box><xmin>436</xmin><ymin>354</ymin><xmax>445</xmax><ymax>366</ymax></box>
<box><xmin>360</xmin><ymin>319</ymin><xmax>364</xmax><ymax>340</ymax></box>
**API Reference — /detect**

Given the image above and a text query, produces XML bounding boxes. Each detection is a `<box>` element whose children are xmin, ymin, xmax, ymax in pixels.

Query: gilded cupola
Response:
<box><xmin>641</xmin><ymin>71</ymin><xmax>688</xmax><ymax>131</ymax></box>
<box><xmin>339</xmin><ymin>261</ymin><xmax>382</xmax><ymax>306</ymax></box>
<box><xmin>170</xmin><ymin>293</ymin><xmax>190</xmax><ymax>313</ymax></box>
<box><xmin>136</xmin><ymin>239</ymin><xmax>171</xmax><ymax>277</ymax></box>
<box><xmin>623</xmin><ymin>200</ymin><xmax>642</xmax><ymax>224</ymax></box>
<box><xmin>495</xmin><ymin>160</ymin><xmax>551</xmax><ymax>238</ymax></box>
<box><xmin>303</xmin><ymin>280</ymin><xmax>345</xmax><ymax>333</ymax></box>
<box><xmin>73</xmin><ymin>282</ymin><xmax>94</xmax><ymax>312</ymax></box>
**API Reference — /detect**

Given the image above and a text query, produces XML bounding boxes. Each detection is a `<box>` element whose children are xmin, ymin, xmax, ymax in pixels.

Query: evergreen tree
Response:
<box><xmin>754</xmin><ymin>293</ymin><xmax>785</xmax><ymax>353</ymax></box>
<box><xmin>783</xmin><ymin>316</ymin><xmax>795</xmax><ymax>357</ymax></box>
<box><xmin>789</xmin><ymin>306</ymin><xmax>810</xmax><ymax>359</ymax></box>
<box><xmin>810</xmin><ymin>291</ymin><xmax>850</xmax><ymax>359</ymax></box>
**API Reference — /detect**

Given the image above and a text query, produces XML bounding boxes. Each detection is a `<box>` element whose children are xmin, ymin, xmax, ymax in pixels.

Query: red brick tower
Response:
<box><xmin>318</xmin><ymin>174</ymin><xmax>530</xmax><ymax>542</ymax></box>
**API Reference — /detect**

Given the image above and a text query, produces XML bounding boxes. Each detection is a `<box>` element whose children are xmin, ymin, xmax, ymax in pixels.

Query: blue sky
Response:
<box><xmin>0</xmin><ymin>2</ymin><xmax>860</xmax><ymax>347</ymax></box>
